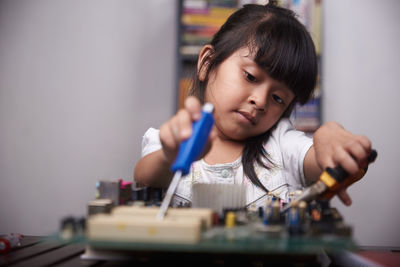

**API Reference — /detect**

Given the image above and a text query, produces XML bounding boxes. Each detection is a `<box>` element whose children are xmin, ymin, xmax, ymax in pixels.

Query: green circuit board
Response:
<box><xmin>85</xmin><ymin>207</ymin><xmax>356</xmax><ymax>255</ymax></box>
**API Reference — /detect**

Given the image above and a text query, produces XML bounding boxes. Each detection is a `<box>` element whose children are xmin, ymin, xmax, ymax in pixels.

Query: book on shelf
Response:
<box><xmin>181</xmin><ymin>2</ymin><xmax>237</xmax><ymax>56</ymax></box>
<box><xmin>291</xmin><ymin>96</ymin><xmax>321</xmax><ymax>132</ymax></box>
<box><xmin>180</xmin><ymin>0</ymin><xmax>321</xmax><ymax>55</ymax></box>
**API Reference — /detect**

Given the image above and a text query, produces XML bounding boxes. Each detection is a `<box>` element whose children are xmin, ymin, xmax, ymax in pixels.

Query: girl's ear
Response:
<box><xmin>197</xmin><ymin>44</ymin><xmax>214</xmax><ymax>82</ymax></box>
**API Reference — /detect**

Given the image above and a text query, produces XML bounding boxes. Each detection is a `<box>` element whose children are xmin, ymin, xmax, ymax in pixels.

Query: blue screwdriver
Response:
<box><xmin>157</xmin><ymin>103</ymin><xmax>215</xmax><ymax>220</ymax></box>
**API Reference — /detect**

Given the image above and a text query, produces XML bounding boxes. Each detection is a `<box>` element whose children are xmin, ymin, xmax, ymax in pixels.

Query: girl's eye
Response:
<box><xmin>272</xmin><ymin>94</ymin><xmax>284</xmax><ymax>104</ymax></box>
<box><xmin>244</xmin><ymin>71</ymin><xmax>257</xmax><ymax>83</ymax></box>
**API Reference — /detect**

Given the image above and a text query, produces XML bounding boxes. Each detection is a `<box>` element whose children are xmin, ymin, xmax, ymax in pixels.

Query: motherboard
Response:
<box><xmin>59</xmin><ymin>179</ymin><xmax>355</xmax><ymax>264</ymax></box>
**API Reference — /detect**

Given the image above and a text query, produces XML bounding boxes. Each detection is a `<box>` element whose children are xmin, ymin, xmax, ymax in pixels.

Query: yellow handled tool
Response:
<box><xmin>281</xmin><ymin>149</ymin><xmax>377</xmax><ymax>213</ymax></box>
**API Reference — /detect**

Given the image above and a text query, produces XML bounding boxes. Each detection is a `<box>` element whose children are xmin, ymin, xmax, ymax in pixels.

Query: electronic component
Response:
<box><xmin>60</xmin><ymin>216</ymin><xmax>86</xmax><ymax>240</ymax></box>
<box><xmin>88</xmin><ymin>199</ymin><xmax>113</xmax><ymax>216</ymax></box>
<box><xmin>225</xmin><ymin>211</ymin><xmax>236</xmax><ymax>228</ymax></box>
<box><xmin>78</xmin><ymin>172</ymin><xmax>357</xmax><ymax>259</ymax></box>
<box><xmin>95</xmin><ymin>179</ymin><xmax>134</xmax><ymax>206</ymax></box>
<box><xmin>87</xmin><ymin>207</ymin><xmax>213</xmax><ymax>244</ymax></box>
<box><xmin>0</xmin><ymin>233</ymin><xmax>23</xmax><ymax>254</ymax></box>
<box><xmin>112</xmin><ymin>206</ymin><xmax>213</xmax><ymax>229</ymax></box>
<box><xmin>81</xmin><ymin>193</ymin><xmax>356</xmax><ymax>260</ymax></box>
<box><xmin>192</xmin><ymin>183</ymin><xmax>246</xmax><ymax>215</ymax></box>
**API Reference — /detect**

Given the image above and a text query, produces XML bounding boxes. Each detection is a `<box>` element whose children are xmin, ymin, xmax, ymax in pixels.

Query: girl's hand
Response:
<box><xmin>159</xmin><ymin>96</ymin><xmax>215</xmax><ymax>165</ymax></box>
<box><xmin>313</xmin><ymin>122</ymin><xmax>372</xmax><ymax>205</ymax></box>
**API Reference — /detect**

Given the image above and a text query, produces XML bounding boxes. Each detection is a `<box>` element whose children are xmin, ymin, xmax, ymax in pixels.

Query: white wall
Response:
<box><xmin>323</xmin><ymin>0</ymin><xmax>400</xmax><ymax>247</ymax></box>
<box><xmin>0</xmin><ymin>0</ymin><xmax>176</xmax><ymax>235</ymax></box>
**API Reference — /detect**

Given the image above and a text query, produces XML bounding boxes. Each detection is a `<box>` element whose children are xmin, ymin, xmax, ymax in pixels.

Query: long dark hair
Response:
<box><xmin>189</xmin><ymin>2</ymin><xmax>318</xmax><ymax>192</ymax></box>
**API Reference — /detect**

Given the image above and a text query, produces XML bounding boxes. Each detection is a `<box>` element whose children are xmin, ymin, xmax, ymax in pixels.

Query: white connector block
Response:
<box><xmin>113</xmin><ymin>206</ymin><xmax>213</xmax><ymax>229</ymax></box>
<box><xmin>87</xmin><ymin>207</ymin><xmax>213</xmax><ymax>244</ymax></box>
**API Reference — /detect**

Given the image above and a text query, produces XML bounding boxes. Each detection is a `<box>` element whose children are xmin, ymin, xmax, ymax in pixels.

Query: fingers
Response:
<box><xmin>164</xmin><ymin>97</ymin><xmax>203</xmax><ymax>140</ymax></box>
<box><xmin>159</xmin><ymin>97</ymin><xmax>204</xmax><ymax>163</ymax></box>
<box><xmin>178</xmin><ymin>96</ymin><xmax>204</xmax><ymax>139</ymax></box>
<box><xmin>159</xmin><ymin>122</ymin><xmax>179</xmax><ymax>163</ymax></box>
<box><xmin>313</xmin><ymin>123</ymin><xmax>374</xmax><ymax>207</ymax></box>
<box><xmin>184</xmin><ymin>96</ymin><xmax>202</xmax><ymax>121</ymax></box>
<box><xmin>337</xmin><ymin>189</ymin><xmax>352</xmax><ymax>206</ymax></box>
<box><xmin>175</xmin><ymin>108</ymin><xmax>193</xmax><ymax>140</ymax></box>
<box><xmin>332</xmin><ymin>135</ymin><xmax>372</xmax><ymax>176</ymax></box>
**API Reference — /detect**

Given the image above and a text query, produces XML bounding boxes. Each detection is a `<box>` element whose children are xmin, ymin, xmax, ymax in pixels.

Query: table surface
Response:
<box><xmin>1</xmin><ymin>236</ymin><xmax>399</xmax><ymax>267</ymax></box>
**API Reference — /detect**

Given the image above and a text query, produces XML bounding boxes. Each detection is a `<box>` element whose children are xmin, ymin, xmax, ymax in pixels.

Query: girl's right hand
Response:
<box><xmin>159</xmin><ymin>96</ymin><xmax>215</xmax><ymax>165</ymax></box>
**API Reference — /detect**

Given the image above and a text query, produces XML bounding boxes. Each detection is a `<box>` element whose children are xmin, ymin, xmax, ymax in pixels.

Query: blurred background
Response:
<box><xmin>0</xmin><ymin>0</ymin><xmax>399</xmax><ymax>248</ymax></box>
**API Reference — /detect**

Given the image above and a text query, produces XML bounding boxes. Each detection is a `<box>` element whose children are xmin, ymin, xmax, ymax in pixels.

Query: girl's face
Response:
<box><xmin>204</xmin><ymin>46</ymin><xmax>295</xmax><ymax>141</ymax></box>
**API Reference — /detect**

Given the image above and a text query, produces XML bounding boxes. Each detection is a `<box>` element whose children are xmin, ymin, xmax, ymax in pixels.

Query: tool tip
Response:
<box><xmin>203</xmin><ymin>103</ymin><xmax>214</xmax><ymax>113</ymax></box>
<box><xmin>156</xmin><ymin>212</ymin><xmax>164</xmax><ymax>221</ymax></box>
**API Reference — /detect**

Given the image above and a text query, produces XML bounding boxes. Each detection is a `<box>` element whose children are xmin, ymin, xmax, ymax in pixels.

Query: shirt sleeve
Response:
<box><xmin>141</xmin><ymin>128</ymin><xmax>162</xmax><ymax>157</ymax></box>
<box><xmin>272</xmin><ymin>118</ymin><xmax>313</xmax><ymax>188</ymax></box>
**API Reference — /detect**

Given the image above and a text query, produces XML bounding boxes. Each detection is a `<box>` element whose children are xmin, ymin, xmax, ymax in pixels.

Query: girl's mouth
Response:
<box><xmin>237</xmin><ymin>111</ymin><xmax>257</xmax><ymax>125</ymax></box>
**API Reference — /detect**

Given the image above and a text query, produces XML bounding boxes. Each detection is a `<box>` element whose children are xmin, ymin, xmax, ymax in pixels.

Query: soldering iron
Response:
<box><xmin>281</xmin><ymin>149</ymin><xmax>377</xmax><ymax>213</ymax></box>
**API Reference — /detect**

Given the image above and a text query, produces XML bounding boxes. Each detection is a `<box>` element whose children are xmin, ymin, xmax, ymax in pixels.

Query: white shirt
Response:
<box><xmin>140</xmin><ymin>118</ymin><xmax>313</xmax><ymax>208</ymax></box>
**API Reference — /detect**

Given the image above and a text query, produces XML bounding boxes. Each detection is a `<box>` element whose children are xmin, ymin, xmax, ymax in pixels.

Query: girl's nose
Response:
<box><xmin>248</xmin><ymin>87</ymin><xmax>268</xmax><ymax>111</ymax></box>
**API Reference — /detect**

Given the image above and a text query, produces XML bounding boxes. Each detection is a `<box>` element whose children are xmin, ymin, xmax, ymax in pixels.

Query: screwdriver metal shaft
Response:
<box><xmin>157</xmin><ymin>171</ymin><xmax>182</xmax><ymax>220</ymax></box>
<box><xmin>281</xmin><ymin>180</ymin><xmax>327</xmax><ymax>213</ymax></box>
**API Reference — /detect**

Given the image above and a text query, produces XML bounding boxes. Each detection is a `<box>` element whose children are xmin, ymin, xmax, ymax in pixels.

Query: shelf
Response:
<box><xmin>176</xmin><ymin>0</ymin><xmax>322</xmax><ymax>131</ymax></box>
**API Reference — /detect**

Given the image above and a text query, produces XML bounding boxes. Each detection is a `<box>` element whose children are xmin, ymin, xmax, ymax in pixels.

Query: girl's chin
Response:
<box><xmin>217</xmin><ymin>128</ymin><xmax>252</xmax><ymax>142</ymax></box>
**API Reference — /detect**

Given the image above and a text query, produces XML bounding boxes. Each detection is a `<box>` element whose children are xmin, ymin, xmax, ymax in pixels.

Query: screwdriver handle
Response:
<box><xmin>321</xmin><ymin>149</ymin><xmax>377</xmax><ymax>200</ymax></box>
<box><xmin>170</xmin><ymin>103</ymin><xmax>214</xmax><ymax>175</ymax></box>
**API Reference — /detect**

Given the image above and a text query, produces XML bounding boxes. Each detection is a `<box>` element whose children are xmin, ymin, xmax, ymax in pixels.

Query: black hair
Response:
<box><xmin>189</xmin><ymin>2</ymin><xmax>318</xmax><ymax>193</ymax></box>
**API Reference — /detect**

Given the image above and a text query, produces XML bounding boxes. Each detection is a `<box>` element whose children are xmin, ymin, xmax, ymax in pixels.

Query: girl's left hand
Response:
<box><xmin>313</xmin><ymin>122</ymin><xmax>372</xmax><ymax>205</ymax></box>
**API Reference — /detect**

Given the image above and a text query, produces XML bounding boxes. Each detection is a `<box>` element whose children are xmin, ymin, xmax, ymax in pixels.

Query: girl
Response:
<box><xmin>134</xmin><ymin>2</ymin><xmax>372</xmax><ymax>208</ymax></box>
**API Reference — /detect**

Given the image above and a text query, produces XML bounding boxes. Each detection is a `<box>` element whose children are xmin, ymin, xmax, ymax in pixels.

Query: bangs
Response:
<box><xmin>249</xmin><ymin>16</ymin><xmax>317</xmax><ymax>104</ymax></box>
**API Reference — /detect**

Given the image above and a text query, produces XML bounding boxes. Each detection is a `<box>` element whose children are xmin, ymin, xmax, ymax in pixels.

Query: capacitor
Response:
<box><xmin>263</xmin><ymin>198</ymin><xmax>279</xmax><ymax>225</ymax></box>
<box><xmin>311</xmin><ymin>206</ymin><xmax>322</xmax><ymax>222</ymax></box>
<box><xmin>263</xmin><ymin>204</ymin><xmax>272</xmax><ymax>225</ymax></box>
<box><xmin>272</xmin><ymin>189</ymin><xmax>281</xmax><ymax>201</ymax></box>
<box><xmin>225</xmin><ymin>211</ymin><xmax>236</xmax><ymax>228</ymax></box>
<box><xmin>212</xmin><ymin>212</ymin><xmax>220</xmax><ymax>226</ymax></box>
<box><xmin>288</xmin><ymin>204</ymin><xmax>300</xmax><ymax>227</ymax></box>
<box><xmin>0</xmin><ymin>233</ymin><xmax>23</xmax><ymax>254</ymax></box>
<box><xmin>265</xmin><ymin>198</ymin><xmax>272</xmax><ymax>207</ymax></box>
<box><xmin>298</xmin><ymin>201</ymin><xmax>307</xmax><ymax>222</ymax></box>
<box><xmin>288</xmin><ymin>204</ymin><xmax>302</xmax><ymax>236</ymax></box>
<box><xmin>288</xmin><ymin>191</ymin><xmax>295</xmax><ymax>202</ymax></box>
<box><xmin>258</xmin><ymin>206</ymin><xmax>264</xmax><ymax>218</ymax></box>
